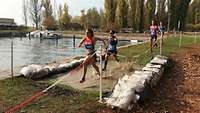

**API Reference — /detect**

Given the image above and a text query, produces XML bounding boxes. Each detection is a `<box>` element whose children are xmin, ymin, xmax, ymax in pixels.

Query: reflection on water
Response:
<box><xmin>0</xmin><ymin>37</ymin><xmax>130</xmax><ymax>71</ymax></box>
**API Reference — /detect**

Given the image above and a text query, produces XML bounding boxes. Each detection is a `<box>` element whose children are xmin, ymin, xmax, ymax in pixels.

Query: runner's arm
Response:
<box><xmin>77</xmin><ymin>37</ymin><xmax>85</xmax><ymax>47</ymax></box>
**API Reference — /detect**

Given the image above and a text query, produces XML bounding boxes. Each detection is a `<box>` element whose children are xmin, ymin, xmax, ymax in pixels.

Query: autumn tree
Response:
<box><xmin>42</xmin><ymin>0</ymin><xmax>57</xmax><ymax>30</ymax></box>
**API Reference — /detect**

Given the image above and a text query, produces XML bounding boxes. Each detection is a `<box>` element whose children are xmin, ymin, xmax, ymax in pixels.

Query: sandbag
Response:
<box><xmin>145</xmin><ymin>63</ymin><xmax>162</xmax><ymax>69</ymax></box>
<box><xmin>115</xmin><ymin>89</ymin><xmax>136</xmax><ymax>109</ymax></box>
<box><xmin>20</xmin><ymin>58</ymin><xmax>85</xmax><ymax>79</ymax></box>
<box><xmin>20</xmin><ymin>64</ymin><xmax>50</xmax><ymax>79</ymax></box>
<box><xmin>106</xmin><ymin>55</ymin><xmax>169</xmax><ymax>110</ymax></box>
<box><xmin>142</xmin><ymin>67</ymin><xmax>161</xmax><ymax>75</ymax></box>
<box><xmin>150</xmin><ymin>57</ymin><xmax>168</xmax><ymax>65</ymax></box>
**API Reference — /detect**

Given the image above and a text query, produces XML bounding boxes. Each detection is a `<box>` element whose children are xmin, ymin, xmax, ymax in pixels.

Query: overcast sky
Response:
<box><xmin>0</xmin><ymin>0</ymin><xmax>104</xmax><ymax>25</ymax></box>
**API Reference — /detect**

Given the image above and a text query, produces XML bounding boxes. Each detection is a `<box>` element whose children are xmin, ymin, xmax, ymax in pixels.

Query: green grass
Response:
<box><xmin>0</xmin><ymin>76</ymin><xmax>106</xmax><ymax>113</ymax></box>
<box><xmin>118</xmin><ymin>35</ymin><xmax>200</xmax><ymax>66</ymax></box>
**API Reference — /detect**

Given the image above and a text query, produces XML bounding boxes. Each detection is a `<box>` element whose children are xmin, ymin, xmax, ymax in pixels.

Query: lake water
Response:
<box><xmin>0</xmin><ymin>37</ymin><xmax>131</xmax><ymax>72</ymax></box>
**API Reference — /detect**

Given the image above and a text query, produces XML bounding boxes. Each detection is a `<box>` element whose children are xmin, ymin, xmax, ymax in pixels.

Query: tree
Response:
<box><xmin>170</xmin><ymin>0</ymin><xmax>191</xmax><ymax>30</ymax></box>
<box><xmin>157</xmin><ymin>0</ymin><xmax>167</xmax><ymax>22</ymax></box>
<box><xmin>99</xmin><ymin>9</ymin><xmax>106</xmax><ymax>30</ymax></box>
<box><xmin>85</xmin><ymin>8</ymin><xmax>100</xmax><ymax>28</ymax></box>
<box><xmin>104</xmin><ymin>0</ymin><xmax>117</xmax><ymax>30</ymax></box>
<box><xmin>22</xmin><ymin>0</ymin><xmax>28</xmax><ymax>26</ymax></box>
<box><xmin>116</xmin><ymin>0</ymin><xmax>128</xmax><ymax>29</ymax></box>
<box><xmin>41</xmin><ymin>0</ymin><xmax>57</xmax><ymax>30</ymax></box>
<box><xmin>80</xmin><ymin>10</ymin><xmax>87</xmax><ymax>29</ymax></box>
<box><xmin>58</xmin><ymin>4</ymin><xmax>63</xmax><ymax>29</ymax></box>
<box><xmin>138</xmin><ymin>0</ymin><xmax>145</xmax><ymax>32</ymax></box>
<box><xmin>71</xmin><ymin>16</ymin><xmax>81</xmax><ymax>24</ymax></box>
<box><xmin>128</xmin><ymin>0</ymin><xmax>137</xmax><ymax>31</ymax></box>
<box><xmin>30</xmin><ymin>0</ymin><xmax>42</xmax><ymax>30</ymax></box>
<box><xmin>146</xmin><ymin>0</ymin><xmax>156</xmax><ymax>25</ymax></box>
<box><xmin>60</xmin><ymin>3</ymin><xmax>71</xmax><ymax>29</ymax></box>
<box><xmin>188</xmin><ymin>0</ymin><xmax>200</xmax><ymax>24</ymax></box>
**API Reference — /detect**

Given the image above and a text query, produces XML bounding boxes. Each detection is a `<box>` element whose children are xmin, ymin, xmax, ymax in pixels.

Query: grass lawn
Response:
<box><xmin>119</xmin><ymin>35</ymin><xmax>200</xmax><ymax>66</ymax></box>
<box><xmin>0</xmin><ymin>34</ymin><xmax>200</xmax><ymax>113</ymax></box>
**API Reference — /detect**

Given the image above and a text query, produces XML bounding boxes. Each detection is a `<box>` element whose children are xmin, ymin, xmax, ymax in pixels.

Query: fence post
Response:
<box><xmin>10</xmin><ymin>32</ymin><xmax>14</xmax><ymax>81</ymax></box>
<box><xmin>160</xmin><ymin>35</ymin><xmax>162</xmax><ymax>55</ymax></box>
<box><xmin>99</xmin><ymin>45</ymin><xmax>103</xmax><ymax>103</ymax></box>
<box><xmin>194</xmin><ymin>32</ymin><xmax>197</xmax><ymax>44</ymax></box>
<box><xmin>73</xmin><ymin>35</ymin><xmax>76</xmax><ymax>48</ymax></box>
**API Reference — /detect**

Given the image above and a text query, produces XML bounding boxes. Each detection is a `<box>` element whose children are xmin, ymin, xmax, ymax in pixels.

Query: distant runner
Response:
<box><xmin>103</xmin><ymin>30</ymin><xmax>119</xmax><ymax>71</ymax></box>
<box><xmin>150</xmin><ymin>20</ymin><xmax>158</xmax><ymax>52</ymax></box>
<box><xmin>77</xmin><ymin>29</ymin><xmax>106</xmax><ymax>83</ymax></box>
<box><xmin>159</xmin><ymin>21</ymin><xmax>165</xmax><ymax>46</ymax></box>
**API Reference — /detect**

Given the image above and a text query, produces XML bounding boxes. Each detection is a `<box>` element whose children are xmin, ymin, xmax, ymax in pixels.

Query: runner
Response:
<box><xmin>103</xmin><ymin>30</ymin><xmax>119</xmax><ymax>71</ymax></box>
<box><xmin>150</xmin><ymin>20</ymin><xmax>158</xmax><ymax>52</ymax></box>
<box><xmin>77</xmin><ymin>29</ymin><xmax>106</xmax><ymax>83</ymax></box>
<box><xmin>159</xmin><ymin>21</ymin><xmax>165</xmax><ymax>46</ymax></box>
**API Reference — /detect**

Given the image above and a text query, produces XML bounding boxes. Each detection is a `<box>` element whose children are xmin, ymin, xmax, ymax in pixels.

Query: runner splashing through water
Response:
<box><xmin>77</xmin><ymin>29</ymin><xmax>106</xmax><ymax>83</ymax></box>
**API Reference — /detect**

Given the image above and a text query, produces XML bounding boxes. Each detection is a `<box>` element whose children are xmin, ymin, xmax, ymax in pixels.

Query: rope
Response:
<box><xmin>5</xmin><ymin>50</ymin><xmax>97</xmax><ymax>113</ymax></box>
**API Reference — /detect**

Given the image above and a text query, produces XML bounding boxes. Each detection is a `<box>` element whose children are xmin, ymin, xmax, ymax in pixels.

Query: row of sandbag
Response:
<box><xmin>106</xmin><ymin>55</ymin><xmax>168</xmax><ymax>110</ymax></box>
<box><xmin>20</xmin><ymin>58</ymin><xmax>85</xmax><ymax>79</ymax></box>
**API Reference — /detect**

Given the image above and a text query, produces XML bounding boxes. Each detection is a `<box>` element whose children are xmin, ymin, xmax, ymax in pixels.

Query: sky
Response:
<box><xmin>0</xmin><ymin>0</ymin><xmax>104</xmax><ymax>25</ymax></box>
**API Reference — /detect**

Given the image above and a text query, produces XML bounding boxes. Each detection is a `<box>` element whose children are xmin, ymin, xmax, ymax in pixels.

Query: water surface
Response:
<box><xmin>0</xmin><ymin>37</ymin><xmax>131</xmax><ymax>72</ymax></box>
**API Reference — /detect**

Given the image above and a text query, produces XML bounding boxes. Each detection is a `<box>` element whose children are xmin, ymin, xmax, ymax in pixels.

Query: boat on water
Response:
<box><xmin>26</xmin><ymin>30</ymin><xmax>63</xmax><ymax>39</ymax></box>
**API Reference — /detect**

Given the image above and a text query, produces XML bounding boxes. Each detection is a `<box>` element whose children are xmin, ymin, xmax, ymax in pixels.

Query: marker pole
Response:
<box><xmin>99</xmin><ymin>45</ymin><xmax>103</xmax><ymax>103</ymax></box>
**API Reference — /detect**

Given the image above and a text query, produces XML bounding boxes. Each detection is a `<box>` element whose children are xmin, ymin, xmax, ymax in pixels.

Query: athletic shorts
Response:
<box><xmin>87</xmin><ymin>50</ymin><xmax>97</xmax><ymax>60</ymax></box>
<box><xmin>107</xmin><ymin>50</ymin><xmax>117</xmax><ymax>55</ymax></box>
<box><xmin>151</xmin><ymin>35</ymin><xmax>157</xmax><ymax>40</ymax></box>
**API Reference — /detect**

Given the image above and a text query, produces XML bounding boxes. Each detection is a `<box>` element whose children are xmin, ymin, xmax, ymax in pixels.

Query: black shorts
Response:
<box><xmin>87</xmin><ymin>50</ymin><xmax>97</xmax><ymax>60</ymax></box>
<box><xmin>107</xmin><ymin>50</ymin><xmax>117</xmax><ymax>55</ymax></box>
<box><xmin>151</xmin><ymin>35</ymin><xmax>157</xmax><ymax>41</ymax></box>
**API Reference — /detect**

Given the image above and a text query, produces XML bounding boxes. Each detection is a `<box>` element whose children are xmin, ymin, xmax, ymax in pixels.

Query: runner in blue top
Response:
<box><xmin>103</xmin><ymin>30</ymin><xmax>119</xmax><ymax>71</ymax></box>
<box><xmin>159</xmin><ymin>21</ymin><xmax>165</xmax><ymax>46</ymax></box>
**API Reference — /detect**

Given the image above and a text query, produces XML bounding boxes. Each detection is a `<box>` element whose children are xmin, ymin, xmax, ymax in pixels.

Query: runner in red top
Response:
<box><xmin>150</xmin><ymin>20</ymin><xmax>158</xmax><ymax>52</ymax></box>
<box><xmin>77</xmin><ymin>29</ymin><xmax>106</xmax><ymax>83</ymax></box>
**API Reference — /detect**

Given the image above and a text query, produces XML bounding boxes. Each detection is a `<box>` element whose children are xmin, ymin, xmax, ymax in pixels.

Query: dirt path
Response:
<box><xmin>48</xmin><ymin>60</ymin><xmax>140</xmax><ymax>91</ymax></box>
<box><xmin>129</xmin><ymin>44</ymin><xmax>200</xmax><ymax>113</ymax></box>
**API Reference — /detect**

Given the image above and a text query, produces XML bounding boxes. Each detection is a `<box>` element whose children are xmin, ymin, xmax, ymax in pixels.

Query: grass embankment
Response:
<box><xmin>0</xmin><ymin>76</ymin><xmax>105</xmax><ymax>113</ymax></box>
<box><xmin>0</xmin><ymin>35</ymin><xmax>200</xmax><ymax>113</ymax></box>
